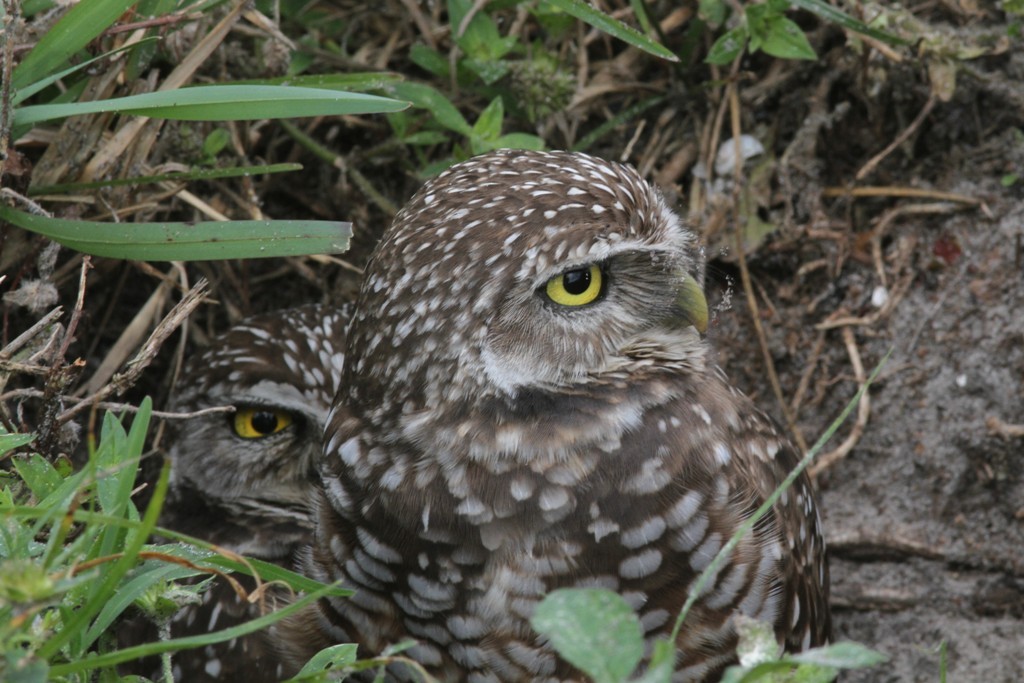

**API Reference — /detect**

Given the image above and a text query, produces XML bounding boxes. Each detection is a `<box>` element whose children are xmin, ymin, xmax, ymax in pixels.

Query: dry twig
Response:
<box><xmin>809</xmin><ymin>327</ymin><xmax>870</xmax><ymax>477</ymax></box>
<box><xmin>60</xmin><ymin>279</ymin><xmax>209</xmax><ymax>423</ymax></box>
<box><xmin>987</xmin><ymin>416</ymin><xmax>1024</xmax><ymax>439</ymax></box>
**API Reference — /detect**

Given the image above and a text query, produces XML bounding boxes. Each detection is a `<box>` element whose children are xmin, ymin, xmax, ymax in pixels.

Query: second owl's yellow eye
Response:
<box><xmin>545</xmin><ymin>264</ymin><xmax>604</xmax><ymax>307</ymax></box>
<box><xmin>232</xmin><ymin>408</ymin><xmax>294</xmax><ymax>439</ymax></box>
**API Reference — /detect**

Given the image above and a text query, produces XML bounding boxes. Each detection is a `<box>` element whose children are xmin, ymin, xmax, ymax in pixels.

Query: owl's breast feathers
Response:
<box><xmin>291</xmin><ymin>361</ymin><xmax>829</xmax><ymax>679</ymax></box>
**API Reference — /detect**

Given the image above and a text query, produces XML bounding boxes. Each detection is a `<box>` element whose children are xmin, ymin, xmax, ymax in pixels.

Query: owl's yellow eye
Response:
<box><xmin>545</xmin><ymin>264</ymin><xmax>604</xmax><ymax>307</ymax></box>
<box><xmin>232</xmin><ymin>408</ymin><xmax>294</xmax><ymax>439</ymax></box>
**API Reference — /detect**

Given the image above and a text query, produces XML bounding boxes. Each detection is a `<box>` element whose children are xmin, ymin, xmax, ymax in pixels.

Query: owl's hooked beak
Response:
<box><xmin>675</xmin><ymin>272</ymin><xmax>709</xmax><ymax>334</ymax></box>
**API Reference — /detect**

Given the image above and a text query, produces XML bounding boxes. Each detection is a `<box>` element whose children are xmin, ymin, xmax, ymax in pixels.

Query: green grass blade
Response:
<box><xmin>232</xmin><ymin>72</ymin><xmax>406</xmax><ymax>91</ymax></box>
<box><xmin>13</xmin><ymin>38</ymin><xmax>159</xmax><ymax>106</ymax></box>
<box><xmin>670</xmin><ymin>350</ymin><xmax>892</xmax><ymax>641</ymax></box>
<box><xmin>787</xmin><ymin>0</ymin><xmax>911</xmax><ymax>46</ymax></box>
<box><xmin>82</xmin><ymin>558</ymin><xmax>197</xmax><ymax>651</ymax></box>
<box><xmin>37</xmin><ymin>449</ymin><xmax>170</xmax><ymax>661</ymax></box>
<box><xmin>47</xmin><ymin>582</ymin><xmax>341</xmax><ymax>675</ymax></box>
<box><xmin>544</xmin><ymin>0</ymin><xmax>679</xmax><ymax>62</ymax></box>
<box><xmin>1</xmin><ymin>504</ymin><xmax>348</xmax><ymax>597</ymax></box>
<box><xmin>11</xmin><ymin>0</ymin><xmax>140</xmax><ymax>91</ymax></box>
<box><xmin>29</xmin><ymin>163</ymin><xmax>304</xmax><ymax>196</ymax></box>
<box><xmin>0</xmin><ymin>205</ymin><xmax>351</xmax><ymax>260</ymax></box>
<box><xmin>14</xmin><ymin>85</ymin><xmax>408</xmax><ymax>127</ymax></box>
<box><xmin>571</xmin><ymin>95</ymin><xmax>665</xmax><ymax>152</ymax></box>
<box><xmin>0</xmin><ymin>432</ymin><xmax>35</xmax><ymax>456</ymax></box>
<box><xmin>199</xmin><ymin>555</ymin><xmax>354</xmax><ymax>598</ymax></box>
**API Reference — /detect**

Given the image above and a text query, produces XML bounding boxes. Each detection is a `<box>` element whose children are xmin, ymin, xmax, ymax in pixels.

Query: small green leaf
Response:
<box><xmin>494</xmin><ymin>132</ymin><xmax>546</xmax><ymax>151</ymax></box>
<box><xmin>0</xmin><ymin>558</ymin><xmax>57</xmax><ymax>602</ymax></box>
<box><xmin>532</xmin><ymin>588</ymin><xmax>643</xmax><ymax>683</ymax></box>
<box><xmin>0</xmin><ymin>432</ymin><xmax>35</xmax><ymax>457</ymax></box>
<box><xmin>699</xmin><ymin>0</ymin><xmax>729</xmax><ymax>26</ymax></box>
<box><xmin>202</xmin><ymin>128</ymin><xmax>231</xmax><ymax>158</ymax></box>
<box><xmin>789</xmin><ymin>641</ymin><xmax>889</xmax><ymax>669</ymax></box>
<box><xmin>463</xmin><ymin>57</ymin><xmax>512</xmax><ymax>85</ymax></box>
<box><xmin>381</xmin><ymin>639</ymin><xmax>418</xmax><ymax>657</ymax></box>
<box><xmin>193</xmin><ymin>553</ymin><xmax>352</xmax><ymax>598</ymax></box>
<box><xmin>449</xmin><ymin>0</ymin><xmax>518</xmax><ymax>62</ymax></box>
<box><xmin>0</xmin><ymin>204</ymin><xmax>351</xmax><ymax>261</ymax></box>
<box><xmin>760</xmin><ymin>16</ymin><xmax>817</xmax><ymax>60</ymax></box>
<box><xmin>409</xmin><ymin>44</ymin><xmax>451</xmax><ymax>79</ymax></box>
<box><xmin>11</xmin><ymin>454</ymin><xmax>64</xmax><ymax>500</ymax></box>
<box><xmin>290</xmin><ymin>643</ymin><xmax>359</xmax><ymax>680</ymax></box>
<box><xmin>472</xmin><ymin>97</ymin><xmax>505</xmax><ymax>143</ymax></box>
<box><xmin>706</xmin><ymin>25</ymin><xmax>749</xmax><ymax>64</ymax></box>
<box><xmin>387</xmin><ymin>82</ymin><xmax>472</xmax><ymax>136</ymax></box>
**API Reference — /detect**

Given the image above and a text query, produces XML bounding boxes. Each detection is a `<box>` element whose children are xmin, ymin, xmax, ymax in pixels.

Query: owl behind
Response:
<box><xmin>124</xmin><ymin>304</ymin><xmax>347</xmax><ymax>682</ymax></box>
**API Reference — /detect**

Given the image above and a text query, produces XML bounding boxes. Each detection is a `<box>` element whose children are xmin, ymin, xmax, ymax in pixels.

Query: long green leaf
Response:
<box><xmin>47</xmin><ymin>582</ymin><xmax>340</xmax><ymax>675</ymax></box>
<box><xmin>787</xmin><ymin>0</ymin><xmax>911</xmax><ymax>46</ymax></box>
<box><xmin>0</xmin><ymin>205</ymin><xmax>351</xmax><ymax>261</ymax></box>
<box><xmin>29</xmin><ymin>163</ymin><xmax>304</xmax><ymax>196</ymax></box>
<box><xmin>233</xmin><ymin>72</ymin><xmax>406</xmax><ymax>91</ymax></box>
<box><xmin>11</xmin><ymin>0</ymin><xmax>139</xmax><ymax>91</ymax></box>
<box><xmin>14</xmin><ymin>85</ymin><xmax>408</xmax><ymax>127</ymax></box>
<box><xmin>0</xmin><ymin>504</ymin><xmax>348</xmax><ymax>598</ymax></box>
<box><xmin>13</xmin><ymin>38</ymin><xmax>159</xmax><ymax>106</ymax></box>
<box><xmin>83</xmin><ymin>560</ymin><xmax>198</xmax><ymax>651</ymax></box>
<box><xmin>544</xmin><ymin>0</ymin><xmax>679</xmax><ymax>62</ymax></box>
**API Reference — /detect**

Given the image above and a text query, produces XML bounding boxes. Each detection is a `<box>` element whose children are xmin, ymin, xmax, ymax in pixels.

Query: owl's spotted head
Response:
<box><xmin>345</xmin><ymin>150</ymin><xmax>707</xmax><ymax>414</ymax></box>
<box><xmin>165</xmin><ymin>305</ymin><xmax>347</xmax><ymax>557</ymax></box>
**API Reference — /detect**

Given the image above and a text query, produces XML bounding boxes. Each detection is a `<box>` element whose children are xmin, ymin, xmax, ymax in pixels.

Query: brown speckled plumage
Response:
<box><xmin>152</xmin><ymin>304</ymin><xmax>348</xmax><ymax>682</ymax></box>
<box><xmin>282</xmin><ymin>149</ymin><xmax>830</xmax><ymax>681</ymax></box>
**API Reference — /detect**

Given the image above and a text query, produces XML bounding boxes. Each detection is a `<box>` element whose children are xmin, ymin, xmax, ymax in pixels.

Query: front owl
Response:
<box><xmin>283</xmin><ymin>149</ymin><xmax>830</xmax><ymax>681</ymax></box>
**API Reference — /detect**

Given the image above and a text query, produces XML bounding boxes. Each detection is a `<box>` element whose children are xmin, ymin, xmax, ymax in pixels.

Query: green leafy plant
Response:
<box><xmin>704</xmin><ymin>0</ymin><xmax>909</xmax><ymax>65</ymax></box>
<box><xmin>0</xmin><ymin>401</ymin><xmax>344</xmax><ymax>682</ymax></box>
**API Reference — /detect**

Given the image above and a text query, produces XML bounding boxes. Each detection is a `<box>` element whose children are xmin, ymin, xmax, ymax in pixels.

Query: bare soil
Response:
<box><xmin>710</xmin><ymin>102</ymin><xmax>1024</xmax><ymax>682</ymax></box>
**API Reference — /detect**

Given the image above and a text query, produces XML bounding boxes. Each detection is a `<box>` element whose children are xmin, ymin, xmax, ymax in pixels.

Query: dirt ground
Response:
<box><xmin>714</xmin><ymin>173</ymin><xmax>1024</xmax><ymax>681</ymax></box>
<box><xmin>710</xmin><ymin>119</ymin><xmax>1024</xmax><ymax>680</ymax></box>
<box><xmin>3</xmin><ymin>2</ymin><xmax>1023</xmax><ymax>680</ymax></box>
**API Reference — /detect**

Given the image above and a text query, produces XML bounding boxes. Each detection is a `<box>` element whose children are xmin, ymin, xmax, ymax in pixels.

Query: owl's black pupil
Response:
<box><xmin>562</xmin><ymin>268</ymin><xmax>592</xmax><ymax>295</ymax></box>
<box><xmin>251</xmin><ymin>411</ymin><xmax>279</xmax><ymax>434</ymax></box>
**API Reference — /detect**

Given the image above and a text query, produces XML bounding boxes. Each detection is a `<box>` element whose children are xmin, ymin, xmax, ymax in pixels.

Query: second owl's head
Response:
<box><xmin>346</xmin><ymin>149</ymin><xmax>708</xmax><ymax>408</ymax></box>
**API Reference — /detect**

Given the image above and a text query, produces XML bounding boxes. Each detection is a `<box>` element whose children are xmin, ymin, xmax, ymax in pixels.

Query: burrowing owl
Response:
<box><xmin>284</xmin><ymin>149</ymin><xmax>830</xmax><ymax>681</ymax></box>
<box><xmin>153</xmin><ymin>304</ymin><xmax>347</xmax><ymax>681</ymax></box>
